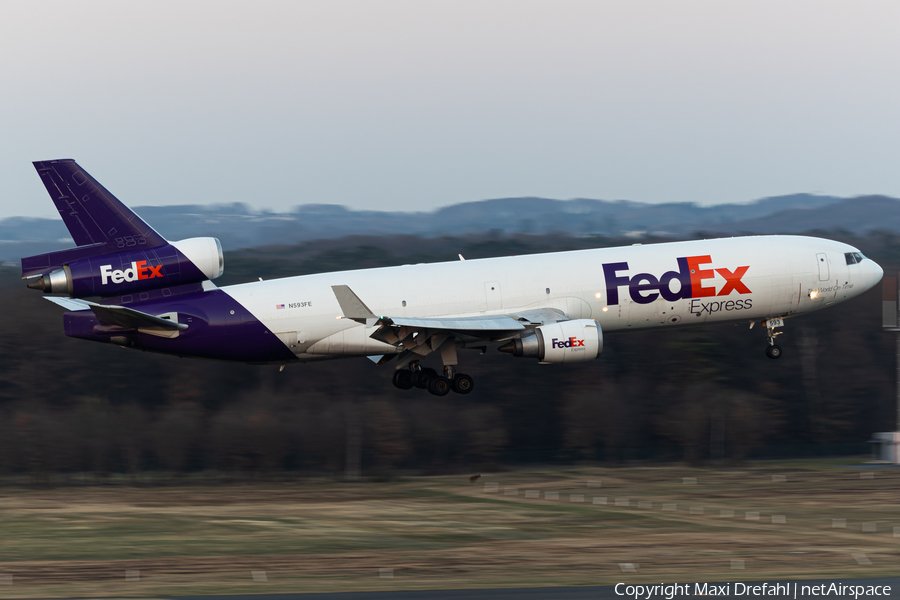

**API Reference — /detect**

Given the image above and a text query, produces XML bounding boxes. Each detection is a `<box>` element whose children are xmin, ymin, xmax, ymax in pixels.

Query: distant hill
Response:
<box><xmin>3</xmin><ymin>192</ymin><xmax>896</xmax><ymax>264</ymax></box>
<box><xmin>692</xmin><ymin>196</ymin><xmax>900</xmax><ymax>235</ymax></box>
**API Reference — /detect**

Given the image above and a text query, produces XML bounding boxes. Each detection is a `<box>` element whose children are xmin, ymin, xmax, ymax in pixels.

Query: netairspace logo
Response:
<box><xmin>614</xmin><ymin>581</ymin><xmax>893</xmax><ymax>599</ymax></box>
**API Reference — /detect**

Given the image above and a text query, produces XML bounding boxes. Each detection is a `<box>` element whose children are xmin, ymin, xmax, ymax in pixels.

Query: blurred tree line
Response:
<box><xmin>1</xmin><ymin>229</ymin><xmax>898</xmax><ymax>478</ymax></box>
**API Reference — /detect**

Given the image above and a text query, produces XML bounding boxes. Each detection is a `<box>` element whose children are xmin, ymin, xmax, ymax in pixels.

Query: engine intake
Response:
<box><xmin>499</xmin><ymin>319</ymin><xmax>603</xmax><ymax>363</ymax></box>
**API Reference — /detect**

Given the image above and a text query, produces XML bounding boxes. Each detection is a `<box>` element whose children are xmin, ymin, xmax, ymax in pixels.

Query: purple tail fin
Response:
<box><xmin>22</xmin><ymin>160</ymin><xmax>169</xmax><ymax>278</ymax></box>
<box><xmin>32</xmin><ymin>159</ymin><xmax>167</xmax><ymax>248</ymax></box>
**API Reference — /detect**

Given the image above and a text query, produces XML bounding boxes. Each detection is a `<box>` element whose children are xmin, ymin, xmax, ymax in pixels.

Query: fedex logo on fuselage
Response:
<box><xmin>100</xmin><ymin>261</ymin><xmax>163</xmax><ymax>285</ymax></box>
<box><xmin>603</xmin><ymin>255</ymin><xmax>750</xmax><ymax>305</ymax></box>
<box><xmin>552</xmin><ymin>337</ymin><xmax>585</xmax><ymax>349</ymax></box>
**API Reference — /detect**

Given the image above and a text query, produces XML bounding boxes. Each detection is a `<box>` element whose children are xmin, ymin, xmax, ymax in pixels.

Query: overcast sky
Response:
<box><xmin>1</xmin><ymin>1</ymin><xmax>899</xmax><ymax>220</ymax></box>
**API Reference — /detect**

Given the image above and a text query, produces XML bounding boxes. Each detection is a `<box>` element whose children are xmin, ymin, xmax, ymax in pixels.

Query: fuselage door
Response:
<box><xmin>816</xmin><ymin>253</ymin><xmax>829</xmax><ymax>281</ymax></box>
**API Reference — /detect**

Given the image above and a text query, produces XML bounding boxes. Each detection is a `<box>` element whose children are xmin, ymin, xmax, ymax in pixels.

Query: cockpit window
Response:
<box><xmin>853</xmin><ymin>252</ymin><xmax>864</xmax><ymax>262</ymax></box>
<box><xmin>845</xmin><ymin>252</ymin><xmax>858</xmax><ymax>265</ymax></box>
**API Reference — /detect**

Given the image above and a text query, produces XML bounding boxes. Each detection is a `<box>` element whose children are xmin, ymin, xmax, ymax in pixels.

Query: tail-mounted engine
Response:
<box><xmin>25</xmin><ymin>237</ymin><xmax>224</xmax><ymax>298</ymax></box>
<box><xmin>499</xmin><ymin>319</ymin><xmax>603</xmax><ymax>363</ymax></box>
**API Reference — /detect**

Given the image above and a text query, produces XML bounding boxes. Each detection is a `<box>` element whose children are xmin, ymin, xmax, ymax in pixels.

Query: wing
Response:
<box><xmin>331</xmin><ymin>285</ymin><xmax>568</xmax><ymax>368</ymax></box>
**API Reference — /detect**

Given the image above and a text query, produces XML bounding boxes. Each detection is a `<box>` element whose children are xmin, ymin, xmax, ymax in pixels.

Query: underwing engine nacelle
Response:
<box><xmin>498</xmin><ymin>319</ymin><xmax>603</xmax><ymax>363</ymax></box>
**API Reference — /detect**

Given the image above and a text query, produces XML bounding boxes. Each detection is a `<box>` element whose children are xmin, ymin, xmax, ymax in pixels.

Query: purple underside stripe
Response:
<box><xmin>64</xmin><ymin>289</ymin><xmax>295</xmax><ymax>363</ymax></box>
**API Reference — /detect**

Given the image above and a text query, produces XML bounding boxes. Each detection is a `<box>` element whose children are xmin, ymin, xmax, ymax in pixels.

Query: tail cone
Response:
<box><xmin>26</xmin><ymin>276</ymin><xmax>47</xmax><ymax>292</ymax></box>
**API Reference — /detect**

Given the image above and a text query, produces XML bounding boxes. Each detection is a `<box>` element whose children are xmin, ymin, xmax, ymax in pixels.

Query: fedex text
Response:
<box><xmin>552</xmin><ymin>337</ymin><xmax>585</xmax><ymax>349</ymax></box>
<box><xmin>100</xmin><ymin>260</ymin><xmax>163</xmax><ymax>285</ymax></box>
<box><xmin>603</xmin><ymin>255</ymin><xmax>750</xmax><ymax>306</ymax></box>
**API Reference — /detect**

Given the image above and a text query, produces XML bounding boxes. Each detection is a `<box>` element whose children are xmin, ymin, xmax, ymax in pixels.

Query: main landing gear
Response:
<box><xmin>392</xmin><ymin>363</ymin><xmax>475</xmax><ymax>396</ymax></box>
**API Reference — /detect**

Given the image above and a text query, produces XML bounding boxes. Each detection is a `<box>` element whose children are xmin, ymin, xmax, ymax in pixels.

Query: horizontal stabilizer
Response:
<box><xmin>44</xmin><ymin>296</ymin><xmax>185</xmax><ymax>332</ymax></box>
<box><xmin>89</xmin><ymin>304</ymin><xmax>187</xmax><ymax>332</ymax></box>
<box><xmin>43</xmin><ymin>296</ymin><xmax>91</xmax><ymax>311</ymax></box>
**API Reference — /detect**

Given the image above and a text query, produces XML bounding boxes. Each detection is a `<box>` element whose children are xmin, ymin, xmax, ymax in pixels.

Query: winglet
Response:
<box><xmin>331</xmin><ymin>285</ymin><xmax>379</xmax><ymax>326</ymax></box>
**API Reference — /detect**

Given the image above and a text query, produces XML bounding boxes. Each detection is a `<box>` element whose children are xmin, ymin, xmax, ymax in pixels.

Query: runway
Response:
<box><xmin>172</xmin><ymin>577</ymin><xmax>899</xmax><ymax>600</ymax></box>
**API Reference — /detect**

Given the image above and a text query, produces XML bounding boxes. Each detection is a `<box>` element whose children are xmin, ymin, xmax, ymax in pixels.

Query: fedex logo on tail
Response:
<box><xmin>100</xmin><ymin>260</ymin><xmax>163</xmax><ymax>285</ymax></box>
<box><xmin>603</xmin><ymin>255</ymin><xmax>750</xmax><ymax>305</ymax></box>
<box><xmin>552</xmin><ymin>337</ymin><xmax>585</xmax><ymax>349</ymax></box>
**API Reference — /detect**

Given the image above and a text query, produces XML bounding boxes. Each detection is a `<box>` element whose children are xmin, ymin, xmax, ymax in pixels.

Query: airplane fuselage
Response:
<box><xmin>61</xmin><ymin>234</ymin><xmax>881</xmax><ymax>363</ymax></box>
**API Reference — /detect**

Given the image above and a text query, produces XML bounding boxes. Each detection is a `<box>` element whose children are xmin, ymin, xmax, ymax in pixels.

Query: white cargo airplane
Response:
<box><xmin>24</xmin><ymin>160</ymin><xmax>884</xmax><ymax>395</ymax></box>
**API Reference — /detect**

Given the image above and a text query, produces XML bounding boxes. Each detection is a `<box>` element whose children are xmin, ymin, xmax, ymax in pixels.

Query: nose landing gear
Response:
<box><xmin>764</xmin><ymin>317</ymin><xmax>784</xmax><ymax>359</ymax></box>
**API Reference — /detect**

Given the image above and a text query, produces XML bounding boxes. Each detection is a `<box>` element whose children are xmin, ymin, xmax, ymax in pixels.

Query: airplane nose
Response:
<box><xmin>867</xmin><ymin>259</ymin><xmax>884</xmax><ymax>290</ymax></box>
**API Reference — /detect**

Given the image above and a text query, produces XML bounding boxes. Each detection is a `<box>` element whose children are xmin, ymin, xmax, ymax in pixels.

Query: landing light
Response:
<box><xmin>809</xmin><ymin>290</ymin><xmax>819</xmax><ymax>299</ymax></box>
<box><xmin>602</xmin><ymin>306</ymin><xmax>609</xmax><ymax>312</ymax></box>
<box><xmin>595</xmin><ymin>292</ymin><xmax>602</xmax><ymax>299</ymax></box>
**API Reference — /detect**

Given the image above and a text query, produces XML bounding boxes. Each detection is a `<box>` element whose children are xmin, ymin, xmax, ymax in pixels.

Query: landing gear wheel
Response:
<box><xmin>427</xmin><ymin>376</ymin><xmax>451</xmax><ymax>396</ymax></box>
<box><xmin>766</xmin><ymin>345</ymin><xmax>782</xmax><ymax>359</ymax></box>
<box><xmin>451</xmin><ymin>373</ymin><xmax>475</xmax><ymax>394</ymax></box>
<box><xmin>413</xmin><ymin>367</ymin><xmax>437</xmax><ymax>389</ymax></box>
<box><xmin>392</xmin><ymin>370</ymin><xmax>413</xmax><ymax>390</ymax></box>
